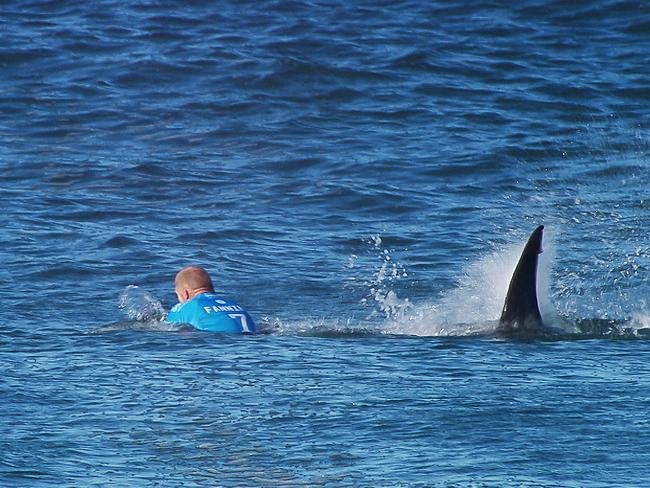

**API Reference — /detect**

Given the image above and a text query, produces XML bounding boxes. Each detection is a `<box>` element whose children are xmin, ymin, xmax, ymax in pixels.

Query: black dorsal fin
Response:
<box><xmin>497</xmin><ymin>225</ymin><xmax>545</xmax><ymax>337</ymax></box>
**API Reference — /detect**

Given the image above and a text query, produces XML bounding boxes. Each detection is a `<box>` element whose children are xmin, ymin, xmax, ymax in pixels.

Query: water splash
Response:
<box><xmin>88</xmin><ymin>287</ymin><xmax>183</xmax><ymax>333</ymax></box>
<box><xmin>118</xmin><ymin>285</ymin><xmax>167</xmax><ymax>322</ymax></box>
<box><xmin>608</xmin><ymin>296</ymin><xmax>650</xmax><ymax>337</ymax></box>
<box><xmin>383</xmin><ymin>229</ymin><xmax>563</xmax><ymax>337</ymax></box>
<box><xmin>359</xmin><ymin>234</ymin><xmax>412</xmax><ymax>321</ymax></box>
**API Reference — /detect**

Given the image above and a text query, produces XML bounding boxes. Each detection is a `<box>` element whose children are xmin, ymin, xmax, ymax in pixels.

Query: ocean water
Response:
<box><xmin>2</xmin><ymin>0</ymin><xmax>650</xmax><ymax>486</ymax></box>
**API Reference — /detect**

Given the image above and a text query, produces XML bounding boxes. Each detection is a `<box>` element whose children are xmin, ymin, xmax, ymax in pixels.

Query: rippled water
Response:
<box><xmin>3</xmin><ymin>0</ymin><xmax>650</xmax><ymax>485</ymax></box>
<box><xmin>5</xmin><ymin>334</ymin><xmax>650</xmax><ymax>487</ymax></box>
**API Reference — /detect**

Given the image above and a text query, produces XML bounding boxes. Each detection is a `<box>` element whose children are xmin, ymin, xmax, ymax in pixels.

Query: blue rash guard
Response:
<box><xmin>167</xmin><ymin>292</ymin><xmax>256</xmax><ymax>334</ymax></box>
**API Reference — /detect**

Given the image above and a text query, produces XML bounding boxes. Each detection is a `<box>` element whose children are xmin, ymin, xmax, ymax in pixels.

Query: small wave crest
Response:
<box><xmin>89</xmin><ymin>320</ymin><xmax>190</xmax><ymax>334</ymax></box>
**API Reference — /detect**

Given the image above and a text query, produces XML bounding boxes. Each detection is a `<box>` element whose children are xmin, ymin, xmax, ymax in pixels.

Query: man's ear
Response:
<box><xmin>182</xmin><ymin>288</ymin><xmax>190</xmax><ymax>301</ymax></box>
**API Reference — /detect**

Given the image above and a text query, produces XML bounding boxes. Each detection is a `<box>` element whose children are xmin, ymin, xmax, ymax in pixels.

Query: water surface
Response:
<box><xmin>2</xmin><ymin>0</ymin><xmax>650</xmax><ymax>485</ymax></box>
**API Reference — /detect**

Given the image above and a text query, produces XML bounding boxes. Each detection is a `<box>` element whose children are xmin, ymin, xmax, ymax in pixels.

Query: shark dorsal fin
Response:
<box><xmin>497</xmin><ymin>225</ymin><xmax>544</xmax><ymax>337</ymax></box>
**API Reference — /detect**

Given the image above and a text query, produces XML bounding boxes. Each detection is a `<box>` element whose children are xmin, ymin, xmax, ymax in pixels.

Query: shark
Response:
<box><xmin>495</xmin><ymin>225</ymin><xmax>558</xmax><ymax>338</ymax></box>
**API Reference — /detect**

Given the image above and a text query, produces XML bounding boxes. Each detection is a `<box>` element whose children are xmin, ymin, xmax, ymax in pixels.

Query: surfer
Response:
<box><xmin>166</xmin><ymin>265</ymin><xmax>256</xmax><ymax>334</ymax></box>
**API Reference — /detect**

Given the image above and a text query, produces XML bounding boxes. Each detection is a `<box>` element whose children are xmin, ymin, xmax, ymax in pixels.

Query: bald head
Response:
<box><xmin>174</xmin><ymin>266</ymin><xmax>215</xmax><ymax>303</ymax></box>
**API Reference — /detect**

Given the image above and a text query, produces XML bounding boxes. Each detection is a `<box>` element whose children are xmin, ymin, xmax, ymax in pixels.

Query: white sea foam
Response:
<box><xmin>624</xmin><ymin>311</ymin><xmax>650</xmax><ymax>336</ymax></box>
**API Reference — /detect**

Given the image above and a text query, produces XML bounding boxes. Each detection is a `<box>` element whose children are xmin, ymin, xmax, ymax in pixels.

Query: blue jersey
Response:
<box><xmin>167</xmin><ymin>293</ymin><xmax>256</xmax><ymax>334</ymax></box>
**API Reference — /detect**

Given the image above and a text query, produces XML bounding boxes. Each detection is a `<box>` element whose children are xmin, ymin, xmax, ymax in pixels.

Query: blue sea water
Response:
<box><xmin>2</xmin><ymin>0</ymin><xmax>650</xmax><ymax>485</ymax></box>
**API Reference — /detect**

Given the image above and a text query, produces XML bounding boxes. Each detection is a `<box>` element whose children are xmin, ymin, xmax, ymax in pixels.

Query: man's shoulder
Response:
<box><xmin>197</xmin><ymin>293</ymin><xmax>236</xmax><ymax>305</ymax></box>
<box><xmin>196</xmin><ymin>293</ymin><xmax>251</xmax><ymax>314</ymax></box>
